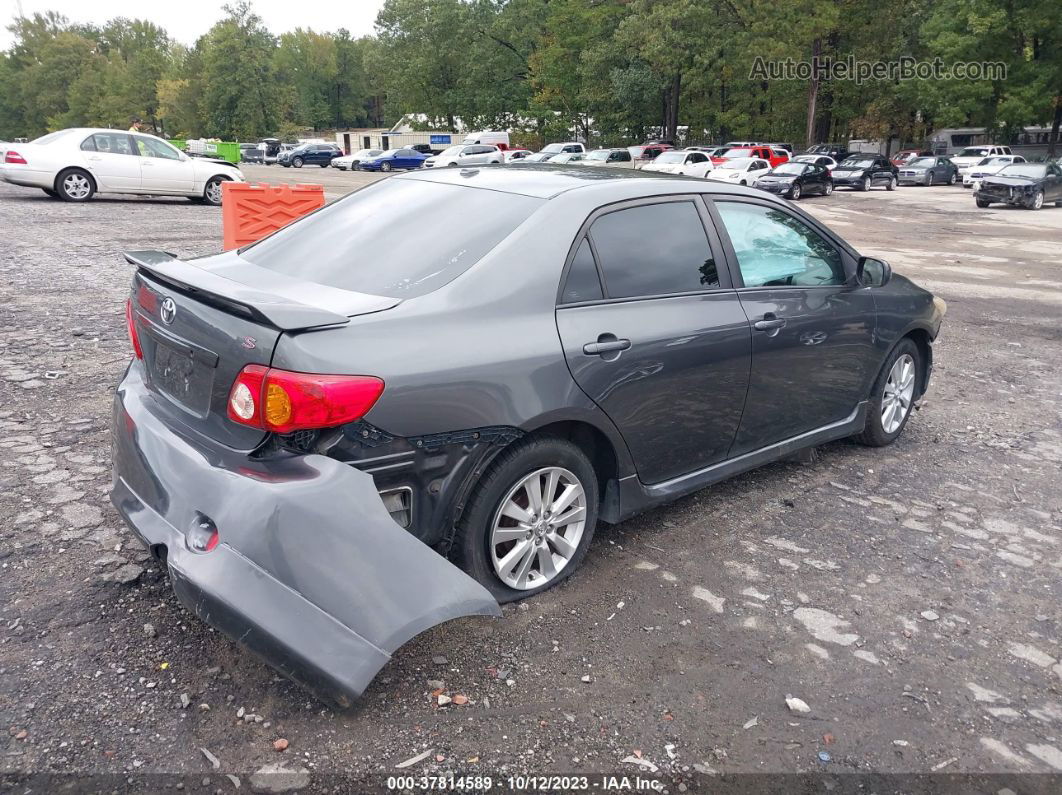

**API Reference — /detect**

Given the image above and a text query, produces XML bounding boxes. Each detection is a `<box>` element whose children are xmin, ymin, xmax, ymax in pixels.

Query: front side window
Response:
<box><xmin>714</xmin><ymin>202</ymin><xmax>845</xmax><ymax>288</ymax></box>
<box><xmin>136</xmin><ymin>136</ymin><xmax>181</xmax><ymax>160</ymax></box>
<box><xmin>560</xmin><ymin>238</ymin><xmax>603</xmax><ymax>304</ymax></box>
<box><xmin>589</xmin><ymin>201</ymin><xmax>718</xmax><ymax>299</ymax></box>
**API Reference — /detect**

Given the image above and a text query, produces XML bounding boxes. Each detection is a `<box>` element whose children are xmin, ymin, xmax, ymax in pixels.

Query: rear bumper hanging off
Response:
<box><xmin>110</xmin><ymin>364</ymin><xmax>500</xmax><ymax>706</ymax></box>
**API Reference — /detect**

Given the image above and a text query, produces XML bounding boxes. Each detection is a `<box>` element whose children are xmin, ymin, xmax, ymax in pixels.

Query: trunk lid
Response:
<box><xmin>127</xmin><ymin>250</ymin><xmax>399</xmax><ymax>451</ymax></box>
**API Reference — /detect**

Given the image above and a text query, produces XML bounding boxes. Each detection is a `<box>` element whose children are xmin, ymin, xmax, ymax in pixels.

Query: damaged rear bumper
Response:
<box><xmin>110</xmin><ymin>364</ymin><xmax>500</xmax><ymax>706</ymax></box>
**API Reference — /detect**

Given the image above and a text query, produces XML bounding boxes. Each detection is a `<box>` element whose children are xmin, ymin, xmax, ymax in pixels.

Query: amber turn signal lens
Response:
<box><xmin>265</xmin><ymin>382</ymin><xmax>293</xmax><ymax>427</ymax></box>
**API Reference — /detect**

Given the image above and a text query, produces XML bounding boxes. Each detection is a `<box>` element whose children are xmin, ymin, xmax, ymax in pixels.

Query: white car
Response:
<box><xmin>640</xmin><ymin>149</ymin><xmax>714</xmax><ymax>177</ymax></box>
<box><xmin>503</xmin><ymin>149</ymin><xmax>533</xmax><ymax>163</ymax></box>
<box><xmin>706</xmin><ymin>157</ymin><xmax>771</xmax><ymax>185</ymax></box>
<box><xmin>793</xmin><ymin>154</ymin><xmax>838</xmax><ymax>172</ymax></box>
<box><xmin>332</xmin><ymin>149</ymin><xmax>383</xmax><ymax>170</ymax></box>
<box><xmin>424</xmin><ymin>144</ymin><xmax>503</xmax><ymax>168</ymax></box>
<box><xmin>950</xmin><ymin>145</ymin><xmax>1013</xmax><ymax>176</ymax></box>
<box><xmin>581</xmin><ymin>149</ymin><xmax>638</xmax><ymax>169</ymax></box>
<box><xmin>0</xmin><ymin>128</ymin><xmax>244</xmax><ymax>204</ymax></box>
<box><xmin>547</xmin><ymin>152</ymin><xmax>585</xmax><ymax>164</ymax></box>
<box><xmin>963</xmin><ymin>154</ymin><xmax>1026</xmax><ymax>188</ymax></box>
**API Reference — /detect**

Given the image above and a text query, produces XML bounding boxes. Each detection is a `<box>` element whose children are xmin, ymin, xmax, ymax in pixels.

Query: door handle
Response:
<box><xmin>754</xmin><ymin>316</ymin><xmax>787</xmax><ymax>331</ymax></box>
<box><xmin>583</xmin><ymin>335</ymin><xmax>631</xmax><ymax>356</ymax></box>
<box><xmin>88</xmin><ymin>155</ymin><xmax>101</xmax><ymax>161</ymax></box>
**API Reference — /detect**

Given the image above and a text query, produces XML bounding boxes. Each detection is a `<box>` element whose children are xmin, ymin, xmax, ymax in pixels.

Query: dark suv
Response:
<box><xmin>278</xmin><ymin>143</ymin><xmax>342</xmax><ymax>168</ymax></box>
<box><xmin>831</xmin><ymin>154</ymin><xmax>899</xmax><ymax>191</ymax></box>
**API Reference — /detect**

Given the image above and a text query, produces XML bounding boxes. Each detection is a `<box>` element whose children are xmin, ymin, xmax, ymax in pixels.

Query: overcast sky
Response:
<box><xmin>0</xmin><ymin>0</ymin><xmax>387</xmax><ymax>49</ymax></box>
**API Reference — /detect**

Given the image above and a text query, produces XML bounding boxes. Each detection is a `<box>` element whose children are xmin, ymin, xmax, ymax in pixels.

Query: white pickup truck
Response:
<box><xmin>950</xmin><ymin>145</ymin><xmax>1013</xmax><ymax>176</ymax></box>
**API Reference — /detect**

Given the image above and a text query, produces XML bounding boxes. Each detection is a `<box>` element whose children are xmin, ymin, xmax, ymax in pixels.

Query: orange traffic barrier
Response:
<box><xmin>221</xmin><ymin>182</ymin><xmax>326</xmax><ymax>250</ymax></box>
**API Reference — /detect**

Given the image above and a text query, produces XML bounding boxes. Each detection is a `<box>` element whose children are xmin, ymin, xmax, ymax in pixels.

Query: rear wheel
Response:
<box><xmin>948</xmin><ymin>172</ymin><xmax>957</xmax><ymax>185</ymax></box>
<box><xmin>856</xmin><ymin>338</ymin><xmax>920</xmax><ymax>447</ymax></box>
<box><xmin>455</xmin><ymin>437</ymin><xmax>598</xmax><ymax>602</ymax></box>
<box><xmin>56</xmin><ymin>168</ymin><xmax>95</xmax><ymax>202</ymax></box>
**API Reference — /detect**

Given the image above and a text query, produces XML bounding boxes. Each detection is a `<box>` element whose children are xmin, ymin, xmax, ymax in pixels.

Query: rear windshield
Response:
<box><xmin>240</xmin><ymin>179</ymin><xmax>542</xmax><ymax>298</ymax></box>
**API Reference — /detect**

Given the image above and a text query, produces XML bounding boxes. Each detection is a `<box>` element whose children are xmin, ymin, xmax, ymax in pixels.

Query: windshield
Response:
<box><xmin>722</xmin><ymin>149</ymin><xmax>753</xmax><ymax>159</ymax></box>
<box><xmin>909</xmin><ymin>157</ymin><xmax>936</xmax><ymax>167</ymax></box>
<box><xmin>722</xmin><ymin>158</ymin><xmax>755</xmax><ymax>170</ymax></box>
<box><xmin>654</xmin><ymin>152</ymin><xmax>686</xmax><ymax>164</ymax></box>
<box><xmin>242</xmin><ymin>179</ymin><xmax>543</xmax><ymax>299</ymax></box>
<box><xmin>440</xmin><ymin>145</ymin><xmax>463</xmax><ymax>156</ymax></box>
<box><xmin>525</xmin><ymin>152</ymin><xmax>553</xmax><ymax>161</ymax></box>
<box><xmin>958</xmin><ymin>147</ymin><xmax>991</xmax><ymax>157</ymax></box>
<box><xmin>541</xmin><ymin>143</ymin><xmax>567</xmax><ymax>154</ymax></box>
<box><xmin>840</xmin><ymin>158</ymin><xmax>874</xmax><ymax>169</ymax></box>
<box><xmin>998</xmin><ymin>164</ymin><xmax>1047</xmax><ymax>178</ymax></box>
<box><xmin>586</xmin><ymin>150</ymin><xmax>611</xmax><ymax>161</ymax></box>
<box><xmin>380</xmin><ymin>149</ymin><xmax>401</xmax><ymax>157</ymax></box>
<box><xmin>771</xmin><ymin>163</ymin><xmax>806</xmax><ymax>175</ymax></box>
<box><xmin>985</xmin><ymin>157</ymin><xmax>1010</xmax><ymax>165</ymax></box>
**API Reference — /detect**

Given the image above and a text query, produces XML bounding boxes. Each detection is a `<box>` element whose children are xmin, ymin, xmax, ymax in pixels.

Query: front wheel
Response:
<box><xmin>788</xmin><ymin>184</ymin><xmax>801</xmax><ymax>200</ymax></box>
<box><xmin>380</xmin><ymin>162</ymin><xmax>392</xmax><ymax>172</ymax></box>
<box><xmin>291</xmin><ymin>157</ymin><xmax>304</xmax><ymax>168</ymax></box>
<box><xmin>975</xmin><ymin>197</ymin><xmax>991</xmax><ymax>208</ymax></box>
<box><xmin>860</xmin><ymin>176</ymin><xmax>871</xmax><ymax>192</ymax></box>
<box><xmin>856</xmin><ymin>338</ymin><xmax>920</xmax><ymax>447</ymax></box>
<box><xmin>56</xmin><ymin>168</ymin><xmax>95</xmax><ymax>202</ymax></box>
<box><xmin>455</xmin><ymin>437</ymin><xmax>598</xmax><ymax>602</ymax></box>
<box><xmin>886</xmin><ymin>176</ymin><xmax>897</xmax><ymax>191</ymax></box>
<box><xmin>824</xmin><ymin>182</ymin><xmax>833</xmax><ymax>196</ymax></box>
<box><xmin>948</xmin><ymin>172</ymin><xmax>957</xmax><ymax>185</ymax></box>
<box><xmin>1028</xmin><ymin>190</ymin><xmax>1044</xmax><ymax>210</ymax></box>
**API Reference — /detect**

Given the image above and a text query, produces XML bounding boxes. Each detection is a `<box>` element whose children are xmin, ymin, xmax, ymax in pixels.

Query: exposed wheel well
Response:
<box><xmin>525</xmin><ymin>421</ymin><xmax>620</xmax><ymax>521</ymax></box>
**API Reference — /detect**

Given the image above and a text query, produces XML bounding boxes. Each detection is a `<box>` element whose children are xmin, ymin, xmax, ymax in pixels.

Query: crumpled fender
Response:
<box><xmin>111</xmin><ymin>366</ymin><xmax>501</xmax><ymax>705</ymax></box>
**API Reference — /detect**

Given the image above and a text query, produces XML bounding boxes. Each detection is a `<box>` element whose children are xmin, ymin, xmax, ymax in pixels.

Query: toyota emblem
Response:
<box><xmin>160</xmin><ymin>297</ymin><xmax>177</xmax><ymax>325</ymax></box>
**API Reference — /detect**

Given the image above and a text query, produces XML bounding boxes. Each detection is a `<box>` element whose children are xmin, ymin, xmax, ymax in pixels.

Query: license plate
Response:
<box><xmin>152</xmin><ymin>339</ymin><xmax>212</xmax><ymax>415</ymax></box>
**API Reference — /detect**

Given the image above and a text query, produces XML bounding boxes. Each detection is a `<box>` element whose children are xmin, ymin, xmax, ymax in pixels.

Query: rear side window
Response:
<box><xmin>560</xmin><ymin>239</ymin><xmax>603</xmax><ymax>304</ymax></box>
<box><xmin>241</xmin><ymin>179</ymin><xmax>542</xmax><ymax>299</ymax></box>
<box><xmin>92</xmin><ymin>133</ymin><xmax>133</xmax><ymax>155</ymax></box>
<box><xmin>589</xmin><ymin>201</ymin><xmax>719</xmax><ymax>299</ymax></box>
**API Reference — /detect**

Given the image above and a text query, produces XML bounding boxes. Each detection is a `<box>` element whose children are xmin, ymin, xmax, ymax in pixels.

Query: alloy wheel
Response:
<box><xmin>205</xmin><ymin>180</ymin><xmax>223</xmax><ymax>204</ymax></box>
<box><xmin>63</xmin><ymin>173</ymin><xmax>91</xmax><ymax>200</ymax></box>
<box><xmin>1032</xmin><ymin>191</ymin><xmax>1044</xmax><ymax>210</ymax></box>
<box><xmin>881</xmin><ymin>353</ymin><xmax>916</xmax><ymax>434</ymax></box>
<box><xmin>489</xmin><ymin>466</ymin><xmax>587</xmax><ymax>590</ymax></box>
<box><xmin>926</xmin><ymin>172</ymin><xmax>934</xmax><ymax>187</ymax></box>
<box><xmin>790</xmin><ymin>184</ymin><xmax>801</xmax><ymax>200</ymax></box>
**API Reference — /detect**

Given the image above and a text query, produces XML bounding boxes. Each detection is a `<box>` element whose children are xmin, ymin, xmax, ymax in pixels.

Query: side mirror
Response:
<box><xmin>855</xmin><ymin>256</ymin><xmax>892</xmax><ymax>287</ymax></box>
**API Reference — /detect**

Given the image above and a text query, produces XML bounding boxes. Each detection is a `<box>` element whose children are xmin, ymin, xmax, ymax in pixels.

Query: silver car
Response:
<box><xmin>425</xmin><ymin>144</ymin><xmax>504</xmax><ymax>168</ymax></box>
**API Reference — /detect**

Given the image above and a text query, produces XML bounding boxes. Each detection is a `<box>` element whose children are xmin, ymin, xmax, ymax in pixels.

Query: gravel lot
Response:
<box><xmin>2</xmin><ymin>165</ymin><xmax>1061</xmax><ymax>792</ymax></box>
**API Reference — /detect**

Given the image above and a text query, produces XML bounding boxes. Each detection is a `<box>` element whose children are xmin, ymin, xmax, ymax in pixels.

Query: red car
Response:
<box><xmin>711</xmin><ymin>145</ymin><xmax>788</xmax><ymax>168</ymax></box>
<box><xmin>891</xmin><ymin>149</ymin><xmax>934</xmax><ymax>167</ymax></box>
<box><xmin>629</xmin><ymin>142</ymin><xmax>674</xmax><ymax>162</ymax></box>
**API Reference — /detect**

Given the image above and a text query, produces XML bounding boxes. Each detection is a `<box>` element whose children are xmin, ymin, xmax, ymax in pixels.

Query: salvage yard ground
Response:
<box><xmin>1</xmin><ymin>166</ymin><xmax>1061</xmax><ymax>789</ymax></box>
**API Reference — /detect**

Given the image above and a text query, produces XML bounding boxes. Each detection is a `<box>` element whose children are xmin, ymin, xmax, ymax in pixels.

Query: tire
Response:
<box><xmin>948</xmin><ymin>172</ymin><xmax>957</xmax><ymax>185</ymax></box>
<box><xmin>454</xmin><ymin>436</ymin><xmax>599</xmax><ymax>603</ymax></box>
<box><xmin>976</xmin><ymin>198</ymin><xmax>991</xmax><ymax>208</ymax></box>
<box><xmin>1028</xmin><ymin>190</ymin><xmax>1044</xmax><ymax>210</ymax></box>
<box><xmin>926</xmin><ymin>173</ymin><xmax>934</xmax><ymax>187</ymax></box>
<box><xmin>42</xmin><ymin>188</ymin><xmax>58</xmax><ymax>198</ymax></box>
<box><xmin>824</xmin><ymin>182</ymin><xmax>833</xmax><ymax>196</ymax></box>
<box><xmin>788</xmin><ymin>184</ymin><xmax>801</xmax><ymax>200</ymax></box>
<box><xmin>860</xmin><ymin>176</ymin><xmax>871</xmax><ymax>192</ymax></box>
<box><xmin>55</xmin><ymin>168</ymin><xmax>95</xmax><ymax>202</ymax></box>
<box><xmin>292</xmin><ymin>157</ymin><xmax>303</xmax><ymax>168</ymax></box>
<box><xmin>321</xmin><ymin>162</ymin><xmax>330</xmax><ymax>168</ymax></box>
<box><xmin>739</xmin><ymin>180</ymin><xmax>747</xmax><ymax>186</ymax></box>
<box><xmin>886</xmin><ymin>176</ymin><xmax>897</xmax><ymax>191</ymax></box>
<box><xmin>380</xmin><ymin>162</ymin><xmax>392</xmax><ymax>172</ymax></box>
<box><xmin>200</xmin><ymin>176</ymin><xmax>227</xmax><ymax>206</ymax></box>
<box><xmin>856</xmin><ymin>338</ymin><xmax>921</xmax><ymax>447</ymax></box>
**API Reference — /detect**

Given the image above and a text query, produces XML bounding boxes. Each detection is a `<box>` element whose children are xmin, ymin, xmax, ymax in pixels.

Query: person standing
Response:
<box><xmin>128</xmin><ymin>118</ymin><xmax>143</xmax><ymax>133</ymax></box>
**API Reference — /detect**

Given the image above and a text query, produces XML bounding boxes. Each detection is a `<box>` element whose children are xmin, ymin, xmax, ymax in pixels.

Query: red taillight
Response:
<box><xmin>4</xmin><ymin>151</ymin><xmax>26</xmax><ymax>164</ymax></box>
<box><xmin>125</xmin><ymin>299</ymin><xmax>144</xmax><ymax>359</ymax></box>
<box><xmin>227</xmin><ymin>365</ymin><xmax>384</xmax><ymax>433</ymax></box>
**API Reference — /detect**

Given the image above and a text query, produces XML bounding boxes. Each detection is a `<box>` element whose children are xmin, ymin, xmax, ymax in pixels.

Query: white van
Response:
<box><xmin>462</xmin><ymin>131</ymin><xmax>510</xmax><ymax>149</ymax></box>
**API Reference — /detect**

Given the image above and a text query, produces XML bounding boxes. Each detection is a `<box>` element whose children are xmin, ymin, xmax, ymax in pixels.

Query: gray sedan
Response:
<box><xmin>897</xmin><ymin>156</ymin><xmax>959</xmax><ymax>186</ymax></box>
<box><xmin>112</xmin><ymin>166</ymin><xmax>946</xmax><ymax>704</ymax></box>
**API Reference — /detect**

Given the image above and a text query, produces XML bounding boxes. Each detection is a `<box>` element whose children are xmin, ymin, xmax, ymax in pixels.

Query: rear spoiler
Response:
<box><xmin>124</xmin><ymin>250</ymin><xmax>351</xmax><ymax>331</ymax></box>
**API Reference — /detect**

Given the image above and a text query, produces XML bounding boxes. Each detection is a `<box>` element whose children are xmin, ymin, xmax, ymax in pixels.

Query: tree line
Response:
<box><xmin>1</xmin><ymin>0</ymin><xmax>1059</xmax><ymax>153</ymax></box>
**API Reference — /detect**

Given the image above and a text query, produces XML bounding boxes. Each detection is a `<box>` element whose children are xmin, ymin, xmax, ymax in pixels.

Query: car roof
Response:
<box><xmin>396</xmin><ymin>162</ymin><xmax>767</xmax><ymax>199</ymax></box>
